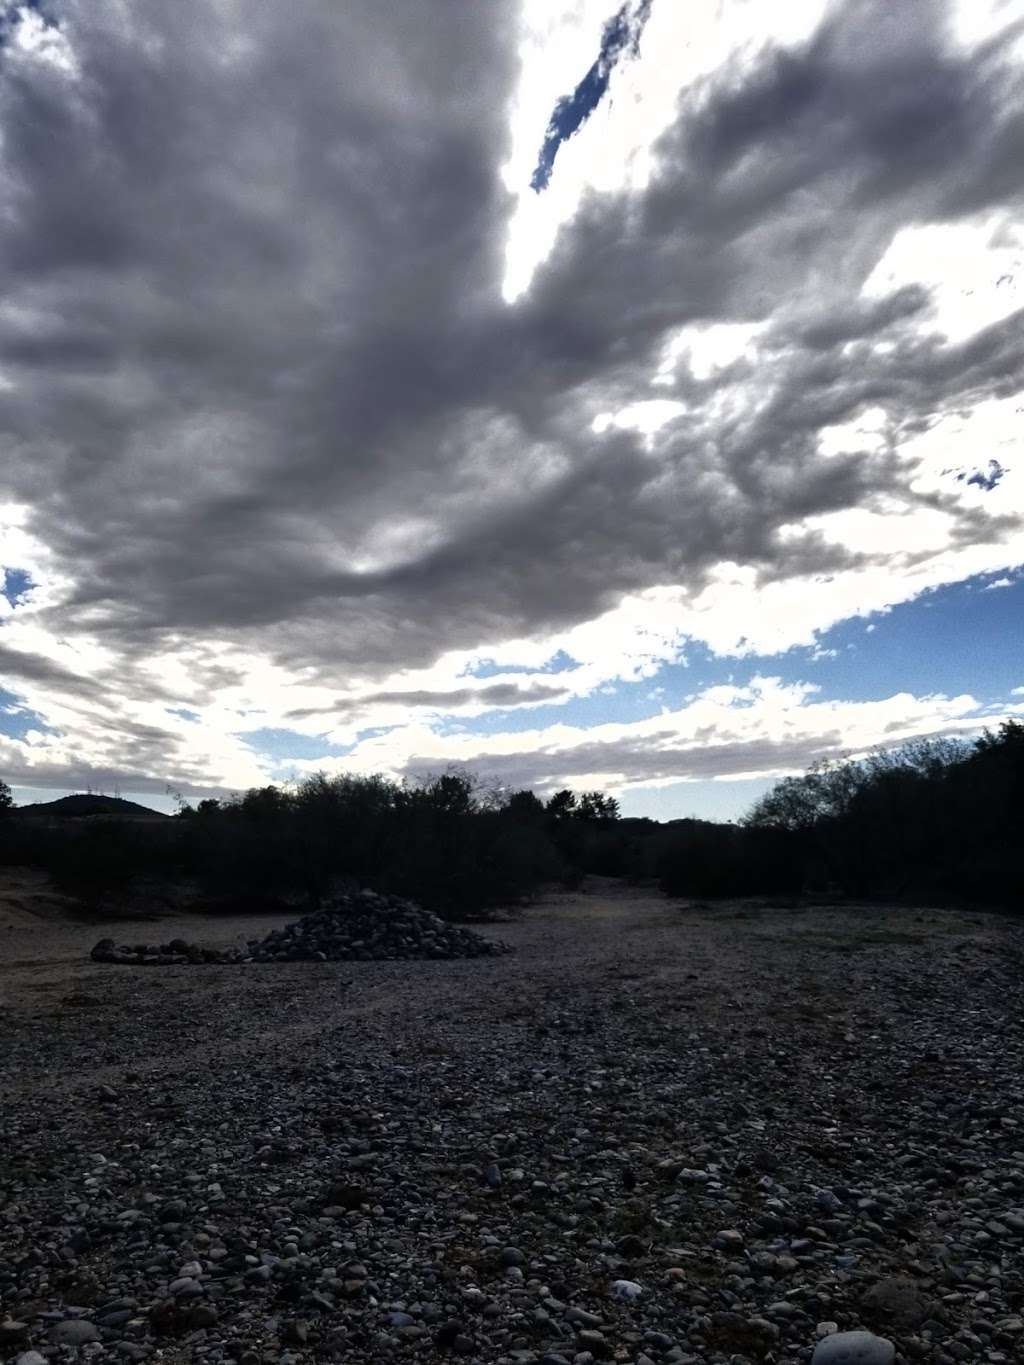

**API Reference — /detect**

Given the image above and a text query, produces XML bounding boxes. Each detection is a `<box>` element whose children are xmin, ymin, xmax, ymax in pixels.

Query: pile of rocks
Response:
<box><xmin>91</xmin><ymin>888</ymin><xmax>511</xmax><ymax>965</ymax></box>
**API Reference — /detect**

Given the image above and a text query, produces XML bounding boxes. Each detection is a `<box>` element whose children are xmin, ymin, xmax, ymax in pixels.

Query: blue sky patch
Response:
<box><xmin>958</xmin><ymin>459</ymin><xmax>1006</xmax><ymax>492</ymax></box>
<box><xmin>438</xmin><ymin>570</ymin><xmax>1024</xmax><ymax>745</ymax></box>
<box><xmin>531</xmin><ymin>0</ymin><xmax>652</xmax><ymax>191</ymax></box>
<box><xmin>2</xmin><ymin>567</ymin><xmax>34</xmax><ymax>607</ymax></box>
<box><xmin>464</xmin><ymin>649</ymin><xmax>579</xmax><ymax>679</ymax></box>
<box><xmin>782</xmin><ymin>571</ymin><xmax>1024</xmax><ymax>704</ymax></box>
<box><xmin>236</xmin><ymin>727</ymin><xmax>355</xmax><ymax>762</ymax></box>
<box><xmin>0</xmin><ymin>689</ymin><xmax>53</xmax><ymax>740</ymax></box>
<box><xmin>619</xmin><ymin>777</ymin><xmax>778</xmax><ymax>823</ymax></box>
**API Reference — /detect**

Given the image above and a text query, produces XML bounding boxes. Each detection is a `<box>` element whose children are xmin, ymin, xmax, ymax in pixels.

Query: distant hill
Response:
<box><xmin>12</xmin><ymin>794</ymin><xmax>171</xmax><ymax>821</ymax></box>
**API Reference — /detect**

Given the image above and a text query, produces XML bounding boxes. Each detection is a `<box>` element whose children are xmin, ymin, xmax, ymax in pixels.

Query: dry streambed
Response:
<box><xmin>1</xmin><ymin>887</ymin><xmax>1023</xmax><ymax>1365</ymax></box>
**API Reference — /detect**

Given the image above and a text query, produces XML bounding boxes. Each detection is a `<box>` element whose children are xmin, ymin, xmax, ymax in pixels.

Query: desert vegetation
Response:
<box><xmin>740</xmin><ymin>720</ymin><xmax>1024</xmax><ymax>905</ymax></box>
<box><xmin>0</xmin><ymin>773</ymin><xmax>620</xmax><ymax>918</ymax></box>
<box><xmin>2</xmin><ymin>720</ymin><xmax>1021</xmax><ymax>916</ymax></box>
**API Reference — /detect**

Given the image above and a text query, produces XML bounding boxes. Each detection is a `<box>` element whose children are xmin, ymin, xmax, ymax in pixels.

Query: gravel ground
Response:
<box><xmin>2</xmin><ymin>880</ymin><xmax>1023</xmax><ymax>1365</ymax></box>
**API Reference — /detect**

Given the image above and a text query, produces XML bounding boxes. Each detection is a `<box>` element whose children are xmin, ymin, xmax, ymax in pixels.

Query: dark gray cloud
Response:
<box><xmin>397</xmin><ymin>712</ymin><xmax>998</xmax><ymax>793</ymax></box>
<box><xmin>360</xmin><ymin>681</ymin><xmax>570</xmax><ymax>709</ymax></box>
<box><xmin>285</xmin><ymin>680</ymin><xmax>570</xmax><ymax>721</ymax></box>
<box><xmin>0</xmin><ymin>642</ymin><xmax>92</xmax><ymax>691</ymax></box>
<box><xmin>0</xmin><ymin>0</ymin><xmax>1022</xmax><ymax>792</ymax></box>
<box><xmin>401</xmin><ymin>732</ymin><xmax>851</xmax><ymax>793</ymax></box>
<box><xmin>0</xmin><ymin>753</ymin><xmax>219</xmax><ymax>799</ymax></box>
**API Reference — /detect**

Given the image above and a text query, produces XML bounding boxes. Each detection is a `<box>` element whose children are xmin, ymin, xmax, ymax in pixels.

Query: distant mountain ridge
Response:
<box><xmin>12</xmin><ymin>794</ymin><xmax>170</xmax><ymax>821</ymax></box>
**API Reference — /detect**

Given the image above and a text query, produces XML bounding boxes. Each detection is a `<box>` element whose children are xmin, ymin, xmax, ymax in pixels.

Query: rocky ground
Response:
<box><xmin>89</xmin><ymin>890</ymin><xmax>511</xmax><ymax>966</ymax></box>
<box><xmin>1</xmin><ymin>879</ymin><xmax>1023</xmax><ymax>1365</ymax></box>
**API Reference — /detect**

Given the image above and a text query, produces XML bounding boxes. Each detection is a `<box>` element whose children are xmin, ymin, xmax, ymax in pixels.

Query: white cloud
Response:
<box><xmin>657</xmin><ymin>321</ymin><xmax>767</xmax><ymax>384</ymax></box>
<box><xmin>862</xmin><ymin>213</ymin><xmax>1024</xmax><ymax>345</ymax></box>
<box><xmin>948</xmin><ymin>0</ymin><xmax>1024</xmax><ymax>61</ymax></box>
<box><xmin>0</xmin><ymin>0</ymin><xmax>1023</xmax><ymax>806</ymax></box>
<box><xmin>282</xmin><ymin>674</ymin><xmax>1016</xmax><ymax>794</ymax></box>
<box><xmin>3</xmin><ymin>5</ymin><xmax>77</xmax><ymax>72</ymax></box>
<box><xmin>817</xmin><ymin>405</ymin><xmax>890</xmax><ymax>459</ymax></box>
<box><xmin>503</xmin><ymin>0</ymin><xmax>832</xmax><ymax>300</ymax></box>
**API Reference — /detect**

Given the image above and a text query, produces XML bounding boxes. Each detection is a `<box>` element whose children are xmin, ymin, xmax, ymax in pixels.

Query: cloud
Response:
<box><xmin>292</xmin><ymin>675</ymin><xmax>1019</xmax><ymax>795</ymax></box>
<box><xmin>0</xmin><ymin>640</ymin><xmax>91</xmax><ymax>690</ymax></box>
<box><xmin>0</xmin><ymin>0</ymin><xmax>1022</xmax><ymax>798</ymax></box>
<box><xmin>350</xmin><ymin>681</ymin><xmax>570</xmax><ymax>710</ymax></box>
<box><xmin>284</xmin><ymin>680</ymin><xmax>571</xmax><ymax>722</ymax></box>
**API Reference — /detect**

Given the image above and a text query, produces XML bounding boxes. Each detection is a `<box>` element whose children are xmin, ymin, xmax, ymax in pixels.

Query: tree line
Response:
<box><xmin>658</xmin><ymin>720</ymin><xmax>1023</xmax><ymax>904</ymax></box>
<box><xmin>741</xmin><ymin>720</ymin><xmax>1023</xmax><ymax>904</ymax></box>
<box><xmin>0</xmin><ymin>772</ymin><xmax>625</xmax><ymax>918</ymax></box>
<box><xmin>1</xmin><ymin>720</ymin><xmax>1020</xmax><ymax>913</ymax></box>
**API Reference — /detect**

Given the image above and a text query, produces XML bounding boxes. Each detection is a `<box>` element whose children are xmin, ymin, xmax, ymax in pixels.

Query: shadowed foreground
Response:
<box><xmin>1</xmin><ymin>881</ymin><xmax>1023</xmax><ymax>1365</ymax></box>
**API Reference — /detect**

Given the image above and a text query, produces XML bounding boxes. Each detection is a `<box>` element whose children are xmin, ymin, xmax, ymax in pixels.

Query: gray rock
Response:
<box><xmin>49</xmin><ymin>1320</ymin><xmax>101</xmax><ymax>1346</ymax></box>
<box><xmin>816</xmin><ymin>1188</ymin><xmax>844</xmax><ymax>1213</ymax></box>
<box><xmin>861</xmin><ymin>1276</ymin><xmax>932</xmax><ymax>1328</ymax></box>
<box><xmin>643</xmin><ymin>1331</ymin><xmax>675</xmax><ymax>1349</ymax></box>
<box><xmin>0</xmin><ymin>1322</ymin><xmax>29</xmax><ymax>1349</ymax></box>
<box><xmin>16</xmin><ymin>1354</ymin><xmax>47</xmax><ymax>1365</ymax></box>
<box><xmin>609</xmin><ymin>1278</ymin><xmax>642</xmax><ymax>1301</ymax></box>
<box><xmin>168</xmin><ymin>1276</ymin><xmax>200</xmax><ymax>1295</ymax></box>
<box><xmin>94</xmin><ymin>1309</ymin><xmax>133</xmax><ymax>1328</ymax></box>
<box><xmin>566</xmin><ymin>1308</ymin><xmax>603</xmax><ymax>1329</ymax></box>
<box><xmin>812</xmin><ymin>1330</ymin><xmax>895</xmax><ymax>1365</ymax></box>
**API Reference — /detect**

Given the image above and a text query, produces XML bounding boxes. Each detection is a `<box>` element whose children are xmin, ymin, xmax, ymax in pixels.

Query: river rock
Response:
<box><xmin>861</xmin><ymin>1276</ymin><xmax>932</xmax><ymax>1328</ymax></box>
<box><xmin>48</xmin><ymin>1320</ymin><xmax>101</xmax><ymax>1346</ymax></box>
<box><xmin>812</xmin><ymin>1329</ymin><xmax>895</xmax><ymax>1365</ymax></box>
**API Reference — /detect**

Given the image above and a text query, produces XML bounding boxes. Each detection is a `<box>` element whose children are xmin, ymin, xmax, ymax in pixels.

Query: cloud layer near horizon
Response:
<box><xmin>1</xmin><ymin>0</ymin><xmax>1023</xmax><ymax>804</ymax></box>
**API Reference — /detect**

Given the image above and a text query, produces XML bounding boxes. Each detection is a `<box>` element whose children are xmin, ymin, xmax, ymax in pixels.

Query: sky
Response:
<box><xmin>0</xmin><ymin>0</ymin><xmax>1023</xmax><ymax>821</ymax></box>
